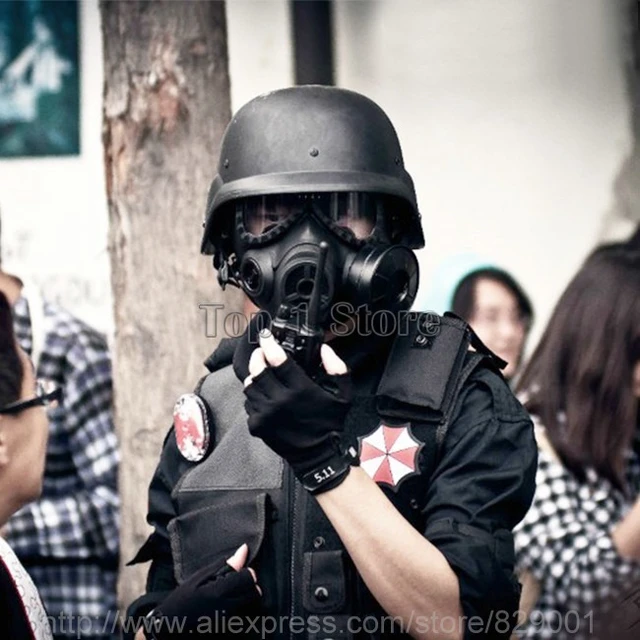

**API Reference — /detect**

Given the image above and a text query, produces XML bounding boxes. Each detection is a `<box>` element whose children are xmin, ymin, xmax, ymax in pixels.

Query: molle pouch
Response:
<box><xmin>376</xmin><ymin>313</ymin><xmax>471</xmax><ymax>423</ymax></box>
<box><xmin>303</xmin><ymin>550</ymin><xmax>353</xmax><ymax>640</ymax></box>
<box><xmin>168</xmin><ymin>490</ymin><xmax>268</xmax><ymax>583</ymax></box>
<box><xmin>303</xmin><ymin>550</ymin><xmax>347</xmax><ymax>614</ymax></box>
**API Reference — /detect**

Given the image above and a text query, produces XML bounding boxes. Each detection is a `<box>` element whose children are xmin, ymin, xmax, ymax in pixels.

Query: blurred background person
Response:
<box><xmin>514</xmin><ymin>245</ymin><xmax>640</xmax><ymax>639</ymax></box>
<box><xmin>451</xmin><ymin>266</ymin><xmax>533</xmax><ymax>381</ymax></box>
<box><xmin>0</xmin><ymin>291</ymin><xmax>56</xmax><ymax>639</ymax></box>
<box><xmin>416</xmin><ymin>254</ymin><xmax>533</xmax><ymax>381</ymax></box>
<box><xmin>0</xmin><ymin>218</ymin><xmax>120</xmax><ymax>640</ymax></box>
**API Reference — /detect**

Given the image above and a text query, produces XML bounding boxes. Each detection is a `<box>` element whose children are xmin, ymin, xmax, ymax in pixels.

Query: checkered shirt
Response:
<box><xmin>514</xmin><ymin>427</ymin><xmax>640</xmax><ymax>639</ymax></box>
<box><xmin>4</xmin><ymin>295</ymin><xmax>120</xmax><ymax>637</ymax></box>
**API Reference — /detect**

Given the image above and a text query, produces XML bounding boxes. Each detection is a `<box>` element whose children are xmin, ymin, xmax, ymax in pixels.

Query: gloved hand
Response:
<box><xmin>244</xmin><ymin>330</ymin><xmax>354</xmax><ymax>494</ymax></box>
<box><xmin>146</xmin><ymin>544</ymin><xmax>261</xmax><ymax>639</ymax></box>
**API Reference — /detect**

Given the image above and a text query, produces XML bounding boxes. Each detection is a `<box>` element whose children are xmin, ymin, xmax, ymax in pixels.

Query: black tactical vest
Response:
<box><xmin>166</xmin><ymin>314</ymin><xmax>502</xmax><ymax>639</ymax></box>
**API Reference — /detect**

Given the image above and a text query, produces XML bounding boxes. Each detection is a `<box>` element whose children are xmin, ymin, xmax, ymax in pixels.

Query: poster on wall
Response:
<box><xmin>0</xmin><ymin>0</ymin><xmax>79</xmax><ymax>157</ymax></box>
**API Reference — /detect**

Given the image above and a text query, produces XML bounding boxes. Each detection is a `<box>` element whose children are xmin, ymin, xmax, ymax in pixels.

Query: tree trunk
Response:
<box><xmin>100</xmin><ymin>0</ymin><xmax>243</xmax><ymax>609</ymax></box>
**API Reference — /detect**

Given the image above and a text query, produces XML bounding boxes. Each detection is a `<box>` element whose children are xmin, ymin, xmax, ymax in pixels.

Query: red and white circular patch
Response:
<box><xmin>358</xmin><ymin>423</ymin><xmax>423</xmax><ymax>489</ymax></box>
<box><xmin>173</xmin><ymin>394</ymin><xmax>211</xmax><ymax>462</ymax></box>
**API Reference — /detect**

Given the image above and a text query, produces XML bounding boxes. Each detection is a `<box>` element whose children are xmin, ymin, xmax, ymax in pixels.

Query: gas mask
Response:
<box><xmin>224</xmin><ymin>192</ymin><xmax>419</xmax><ymax>328</ymax></box>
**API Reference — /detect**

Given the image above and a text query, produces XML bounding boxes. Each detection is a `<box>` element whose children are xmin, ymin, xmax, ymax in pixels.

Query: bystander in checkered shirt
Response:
<box><xmin>514</xmin><ymin>423</ymin><xmax>640</xmax><ymax>639</ymax></box>
<box><xmin>5</xmin><ymin>295</ymin><xmax>120</xmax><ymax>639</ymax></box>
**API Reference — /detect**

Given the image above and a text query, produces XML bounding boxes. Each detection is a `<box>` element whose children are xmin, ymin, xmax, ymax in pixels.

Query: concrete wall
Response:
<box><xmin>226</xmin><ymin>0</ymin><xmax>293</xmax><ymax>112</ymax></box>
<box><xmin>0</xmin><ymin>0</ymin><xmax>634</xmax><ymax>352</ymax></box>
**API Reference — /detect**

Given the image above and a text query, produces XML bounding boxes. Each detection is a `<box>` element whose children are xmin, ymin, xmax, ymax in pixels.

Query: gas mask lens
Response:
<box><xmin>325</xmin><ymin>192</ymin><xmax>378</xmax><ymax>240</ymax></box>
<box><xmin>241</xmin><ymin>195</ymin><xmax>296</xmax><ymax>236</ymax></box>
<box><xmin>238</xmin><ymin>192</ymin><xmax>382</xmax><ymax>243</ymax></box>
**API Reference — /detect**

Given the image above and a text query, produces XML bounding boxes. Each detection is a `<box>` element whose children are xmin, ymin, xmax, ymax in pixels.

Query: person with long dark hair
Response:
<box><xmin>513</xmin><ymin>246</ymin><xmax>640</xmax><ymax>639</ymax></box>
<box><xmin>0</xmin><ymin>291</ymin><xmax>58</xmax><ymax>639</ymax></box>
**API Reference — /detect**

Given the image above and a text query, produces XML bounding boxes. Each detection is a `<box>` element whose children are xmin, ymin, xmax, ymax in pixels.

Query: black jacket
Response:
<box><xmin>128</xmin><ymin>323</ymin><xmax>537</xmax><ymax>639</ymax></box>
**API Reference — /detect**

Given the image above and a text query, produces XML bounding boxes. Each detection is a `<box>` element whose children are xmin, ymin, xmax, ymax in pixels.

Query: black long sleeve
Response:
<box><xmin>422</xmin><ymin>367</ymin><xmax>538</xmax><ymax>638</ymax></box>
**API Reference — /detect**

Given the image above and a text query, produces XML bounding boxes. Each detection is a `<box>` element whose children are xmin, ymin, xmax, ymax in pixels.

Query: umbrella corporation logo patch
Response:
<box><xmin>358</xmin><ymin>423</ymin><xmax>424</xmax><ymax>489</ymax></box>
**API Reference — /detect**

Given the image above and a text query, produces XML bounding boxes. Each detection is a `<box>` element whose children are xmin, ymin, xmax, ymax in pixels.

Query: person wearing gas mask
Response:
<box><xmin>126</xmin><ymin>86</ymin><xmax>537</xmax><ymax>640</ymax></box>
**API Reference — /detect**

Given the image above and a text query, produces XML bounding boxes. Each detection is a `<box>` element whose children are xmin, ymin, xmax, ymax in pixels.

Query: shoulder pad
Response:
<box><xmin>376</xmin><ymin>312</ymin><xmax>504</xmax><ymax>424</ymax></box>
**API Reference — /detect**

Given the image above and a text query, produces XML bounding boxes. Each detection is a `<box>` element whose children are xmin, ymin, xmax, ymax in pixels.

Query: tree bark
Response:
<box><xmin>100</xmin><ymin>0</ymin><xmax>243</xmax><ymax>609</ymax></box>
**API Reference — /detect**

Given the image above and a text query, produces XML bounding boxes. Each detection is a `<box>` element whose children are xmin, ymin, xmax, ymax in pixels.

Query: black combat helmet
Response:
<box><xmin>200</xmin><ymin>86</ymin><xmax>425</xmax><ymax>258</ymax></box>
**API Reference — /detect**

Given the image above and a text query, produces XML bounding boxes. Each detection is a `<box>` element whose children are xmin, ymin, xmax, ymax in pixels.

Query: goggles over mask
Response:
<box><xmin>236</xmin><ymin>192</ymin><xmax>390</xmax><ymax>247</ymax></box>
